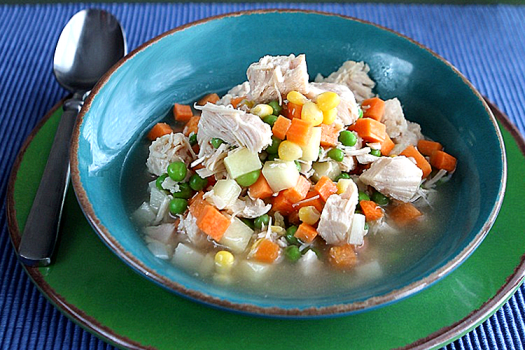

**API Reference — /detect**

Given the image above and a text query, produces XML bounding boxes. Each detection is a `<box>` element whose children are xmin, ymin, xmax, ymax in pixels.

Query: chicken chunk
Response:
<box><xmin>307</xmin><ymin>82</ymin><xmax>359</xmax><ymax>125</ymax></box>
<box><xmin>382</xmin><ymin>98</ymin><xmax>424</xmax><ymax>154</ymax></box>
<box><xmin>315</xmin><ymin>61</ymin><xmax>375</xmax><ymax>103</ymax></box>
<box><xmin>217</xmin><ymin>81</ymin><xmax>250</xmax><ymax>107</ymax></box>
<box><xmin>359</xmin><ymin>156</ymin><xmax>423</xmax><ymax>202</ymax></box>
<box><xmin>317</xmin><ymin>179</ymin><xmax>359</xmax><ymax>245</ymax></box>
<box><xmin>146</xmin><ymin>133</ymin><xmax>196</xmax><ymax>176</ymax></box>
<box><xmin>247</xmin><ymin>54</ymin><xmax>309</xmax><ymax>103</ymax></box>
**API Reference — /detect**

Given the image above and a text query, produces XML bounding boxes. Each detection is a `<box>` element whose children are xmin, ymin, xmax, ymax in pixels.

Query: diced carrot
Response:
<box><xmin>286</xmin><ymin>118</ymin><xmax>313</xmax><ymax>146</ymax></box>
<box><xmin>293</xmin><ymin>191</ymin><xmax>325</xmax><ymax>213</ymax></box>
<box><xmin>272</xmin><ymin>115</ymin><xmax>292</xmax><ymax>140</ymax></box>
<box><xmin>361</xmin><ymin>97</ymin><xmax>385</xmax><ymax>121</ymax></box>
<box><xmin>147</xmin><ymin>123</ymin><xmax>172</xmax><ymax>141</ymax></box>
<box><xmin>430</xmin><ymin>150</ymin><xmax>457</xmax><ymax>172</ymax></box>
<box><xmin>249</xmin><ymin>174</ymin><xmax>274</xmax><ymax>200</ymax></box>
<box><xmin>294</xmin><ymin>223</ymin><xmax>318</xmax><ymax>244</ymax></box>
<box><xmin>313</xmin><ymin>176</ymin><xmax>337</xmax><ymax>202</ymax></box>
<box><xmin>196</xmin><ymin>205</ymin><xmax>231</xmax><ymax>242</ymax></box>
<box><xmin>271</xmin><ymin>192</ymin><xmax>295</xmax><ymax>215</ymax></box>
<box><xmin>320</xmin><ymin>123</ymin><xmax>340</xmax><ymax>148</ymax></box>
<box><xmin>183</xmin><ymin>116</ymin><xmax>200</xmax><ymax>136</ymax></box>
<box><xmin>381</xmin><ymin>134</ymin><xmax>395</xmax><ymax>156</ymax></box>
<box><xmin>282</xmin><ymin>175</ymin><xmax>310</xmax><ymax>203</ymax></box>
<box><xmin>253</xmin><ymin>239</ymin><xmax>280</xmax><ymax>263</ymax></box>
<box><xmin>287</xmin><ymin>211</ymin><xmax>301</xmax><ymax>226</ymax></box>
<box><xmin>400</xmin><ymin>145</ymin><xmax>432</xmax><ymax>178</ymax></box>
<box><xmin>173</xmin><ymin>103</ymin><xmax>193</xmax><ymax>122</ymax></box>
<box><xmin>359</xmin><ymin>200</ymin><xmax>384</xmax><ymax>221</ymax></box>
<box><xmin>417</xmin><ymin>140</ymin><xmax>443</xmax><ymax>156</ymax></box>
<box><xmin>188</xmin><ymin>191</ymin><xmax>207</xmax><ymax>218</ymax></box>
<box><xmin>230</xmin><ymin>96</ymin><xmax>246</xmax><ymax>109</ymax></box>
<box><xmin>284</xmin><ymin>102</ymin><xmax>302</xmax><ymax>119</ymax></box>
<box><xmin>328</xmin><ymin>244</ymin><xmax>357</xmax><ymax>270</ymax></box>
<box><xmin>197</xmin><ymin>93</ymin><xmax>220</xmax><ymax>106</ymax></box>
<box><xmin>390</xmin><ymin>203</ymin><xmax>422</xmax><ymax>226</ymax></box>
<box><xmin>348</xmin><ymin>118</ymin><xmax>386</xmax><ymax>143</ymax></box>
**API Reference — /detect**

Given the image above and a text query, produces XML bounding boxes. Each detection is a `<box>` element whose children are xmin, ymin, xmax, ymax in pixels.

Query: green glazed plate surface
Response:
<box><xmin>7</xmin><ymin>100</ymin><xmax>525</xmax><ymax>349</ymax></box>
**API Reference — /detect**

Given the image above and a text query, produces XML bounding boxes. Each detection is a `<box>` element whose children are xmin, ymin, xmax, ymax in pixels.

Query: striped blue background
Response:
<box><xmin>1</xmin><ymin>3</ymin><xmax>524</xmax><ymax>349</ymax></box>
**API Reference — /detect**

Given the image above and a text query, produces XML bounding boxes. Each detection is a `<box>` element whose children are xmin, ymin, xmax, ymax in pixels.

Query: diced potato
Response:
<box><xmin>348</xmin><ymin>213</ymin><xmax>366</xmax><ymax>245</ymax></box>
<box><xmin>171</xmin><ymin>243</ymin><xmax>206</xmax><ymax>273</ymax></box>
<box><xmin>219</xmin><ymin>218</ymin><xmax>254</xmax><ymax>253</ymax></box>
<box><xmin>238</xmin><ymin>260</ymin><xmax>273</xmax><ymax>282</ymax></box>
<box><xmin>199</xmin><ymin>253</ymin><xmax>215</xmax><ymax>277</ymax></box>
<box><xmin>143</xmin><ymin>223</ymin><xmax>177</xmax><ymax>246</ymax></box>
<box><xmin>146</xmin><ymin>240</ymin><xmax>172</xmax><ymax>260</ymax></box>
<box><xmin>261</xmin><ymin>160</ymin><xmax>300</xmax><ymax>193</ymax></box>
<box><xmin>311</xmin><ymin>160</ymin><xmax>341</xmax><ymax>182</ymax></box>
<box><xmin>224</xmin><ymin>147</ymin><xmax>262</xmax><ymax>179</ymax></box>
<box><xmin>300</xmin><ymin>127</ymin><xmax>321</xmax><ymax>162</ymax></box>
<box><xmin>133</xmin><ymin>202</ymin><xmax>156</xmax><ymax>226</ymax></box>
<box><xmin>337</xmin><ymin>178</ymin><xmax>355</xmax><ymax>195</ymax></box>
<box><xmin>207</xmin><ymin>179</ymin><xmax>241</xmax><ymax>210</ymax></box>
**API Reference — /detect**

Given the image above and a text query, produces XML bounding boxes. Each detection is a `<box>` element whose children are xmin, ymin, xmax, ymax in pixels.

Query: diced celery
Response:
<box><xmin>224</xmin><ymin>147</ymin><xmax>262</xmax><ymax>179</ymax></box>
<box><xmin>261</xmin><ymin>160</ymin><xmax>300</xmax><ymax>192</ymax></box>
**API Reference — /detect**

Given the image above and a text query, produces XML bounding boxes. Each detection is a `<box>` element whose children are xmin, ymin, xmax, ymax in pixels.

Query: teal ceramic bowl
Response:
<box><xmin>71</xmin><ymin>10</ymin><xmax>506</xmax><ymax>317</ymax></box>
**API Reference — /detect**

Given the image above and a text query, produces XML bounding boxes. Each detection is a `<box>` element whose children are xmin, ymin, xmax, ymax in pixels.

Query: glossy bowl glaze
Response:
<box><xmin>71</xmin><ymin>10</ymin><xmax>506</xmax><ymax>317</ymax></box>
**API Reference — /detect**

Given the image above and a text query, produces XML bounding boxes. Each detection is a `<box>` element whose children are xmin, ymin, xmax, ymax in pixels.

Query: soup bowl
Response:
<box><xmin>71</xmin><ymin>10</ymin><xmax>506</xmax><ymax>317</ymax></box>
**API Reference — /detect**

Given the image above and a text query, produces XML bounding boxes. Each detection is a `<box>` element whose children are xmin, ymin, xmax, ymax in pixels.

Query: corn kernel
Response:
<box><xmin>337</xmin><ymin>178</ymin><xmax>355</xmax><ymax>195</ymax></box>
<box><xmin>299</xmin><ymin>206</ymin><xmax>321</xmax><ymax>225</ymax></box>
<box><xmin>278</xmin><ymin>140</ymin><xmax>303</xmax><ymax>161</ymax></box>
<box><xmin>287</xmin><ymin>91</ymin><xmax>308</xmax><ymax>105</ymax></box>
<box><xmin>251</xmin><ymin>104</ymin><xmax>274</xmax><ymax>117</ymax></box>
<box><xmin>316</xmin><ymin>91</ymin><xmax>340</xmax><ymax>111</ymax></box>
<box><xmin>215</xmin><ymin>250</ymin><xmax>235</xmax><ymax>274</ymax></box>
<box><xmin>322</xmin><ymin>108</ymin><xmax>337</xmax><ymax>124</ymax></box>
<box><xmin>301</xmin><ymin>101</ymin><xmax>323</xmax><ymax>126</ymax></box>
<box><xmin>271</xmin><ymin>226</ymin><xmax>285</xmax><ymax>235</ymax></box>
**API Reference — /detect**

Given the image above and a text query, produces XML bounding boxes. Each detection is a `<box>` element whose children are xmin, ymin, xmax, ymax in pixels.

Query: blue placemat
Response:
<box><xmin>1</xmin><ymin>3</ymin><xmax>525</xmax><ymax>349</ymax></box>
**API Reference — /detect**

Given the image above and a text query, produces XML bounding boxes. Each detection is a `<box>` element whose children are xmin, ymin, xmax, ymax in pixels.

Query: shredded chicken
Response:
<box><xmin>247</xmin><ymin>54</ymin><xmax>309</xmax><ymax>103</ymax></box>
<box><xmin>146</xmin><ymin>133</ymin><xmax>196</xmax><ymax>176</ymax></box>
<box><xmin>307</xmin><ymin>82</ymin><xmax>359</xmax><ymax>125</ymax></box>
<box><xmin>217</xmin><ymin>81</ymin><xmax>251</xmax><ymax>107</ymax></box>
<box><xmin>192</xmin><ymin>143</ymin><xmax>229</xmax><ymax>179</ymax></box>
<box><xmin>315</xmin><ymin>61</ymin><xmax>375</xmax><ymax>103</ymax></box>
<box><xmin>230</xmin><ymin>196</ymin><xmax>271</xmax><ymax>219</ymax></box>
<box><xmin>382</xmin><ymin>99</ymin><xmax>423</xmax><ymax>153</ymax></box>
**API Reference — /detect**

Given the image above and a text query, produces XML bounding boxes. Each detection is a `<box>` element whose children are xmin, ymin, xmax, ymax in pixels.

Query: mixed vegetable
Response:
<box><xmin>133</xmin><ymin>55</ymin><xmax>457</xmax><ymax>284</ymax></box>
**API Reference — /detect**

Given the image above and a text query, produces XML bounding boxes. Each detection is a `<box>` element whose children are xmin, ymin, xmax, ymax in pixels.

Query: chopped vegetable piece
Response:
<box><xmin>155</xmin><ymin>173</ymin><xmax>169</xmax><ymax>191</ymax></box>
<box><xmin>282</xmin><ymin>175</ymin><xmax>310</xmax><ymax>203</ymax></box>
<box><xmin>262</xmin><ymin>160</ymin><xmax>300</xmax><ymax>193</ymax></box>
<box><xmin>322</xmin><ymin>108</ymin><xmax>337</xmax><ymax>125</ymax></box>
<box><xmin>266</xmin><ymin>136</ymin><xmax>281</xmax><ymax>154</ymax></box>
<box><xmin>147</xmin><ymin>123</ymin><xmax>172</xmax><ymax>141</ymax></box>
<box><xmin>294</xmin><ymin>191</ymin><xmax>325</xmax><ymax>213</ymax></box>
<box><xmin>417</xmin><ymin>139</ymin><xmax>443</xmax><ymax>156</ymax></box>
<box><xmin>173</xmin><ymin>103</ymin><xmax>193</xmax><ymax>122</ymax></box>
<box><xmin>189</xmin><ymin>174</ymin><xmax>208</xmax><ymax>191</ymax></box>
<box><xmin>284</xmin><ymin>245</ymin><xmax>302</xmax><ymax>262</ymax></box>
<box><xmin>370</xmin><ymin>149</ymin><xmax>381</xmax><ymax>157</ymax></box>
<box><xmin>336</xmin><ymin>178</ymin><xmax>354</xmax><ymax>195</ymax></box>
<box><xmin>254</xmin><ymin>214</ymin><xmax>270</xmax><ymax>229</ymax></box>
<box><xmin>253</xmin><ymin>239</ymin><xmax>280</xmax><ymax>263</ymax></box>
<box><xmin>400</xmin><ymin>145</ymin><xmax>432</xmax><ymax>178</ymax></box>
<box><xmin>358</xmin><ymin>191</ymin><xmax>370</xmax><ymax>202</ymax></box>
<box><xmin>272</xmin><ymin>115</ymin><xmax>292</xmax><ymax>140</ymax></box>
<box><xmin>189</xmin><ymin>133</ymin><xmax>198</xmax><ymax>146</ymax></box>
<box><xmin>268</xmin><ymin>100</ymin><xmax>282</xmax><ymax>115</ymax></box>
<box><xmin>298</xmin><ymin>206</ymin><xmax>321</xmax><ymax>225</ymax></box>
<box><xmin>316</xmin><ymin>91</ymin><xmax>340</xmax><ymax>111</ymax></box>
<box><xmin>361</xmin><ymin>97</ymin><xmax>385</xmax><ymax>121</ymax></box>
<box><xmin>262</xmin><ymin>114</ymin><xmax>278</xmax><ymax>127</ymax></box>
<box><xmin>240</xmin><ymin>218</ymin><xmax>255</xmax><ymax>230</ymax></box>
<box><xmin>169</xmin><ymin>198</ymin><xmax>188</xmax><ymax>215</ymax></box>
<box><xmin>371</xmin><ymin>191</ymin><xmax>390</xmax><ymax>206</ymax></box>
<box><xmin>224</xmin><ymin>148</ymin><xmax>262</xmax><ymax>179</ymax></box>
<box><xmin>278</xmin><ymin>140</ymin><xmax>303</xmax><ymax>161</ymax></box>
<box><xmin>358</xmin><ymin>108</ymin><xmax>363</xmax><ymax>119</ymax></box>
<box><xmin>249</xmin><ymin>174</ymin><xmax>274</xmax><ymax>199</ymax></box>
<box><xmin>252</xmin><ymin>104</ymin><xmax>274</xmax><ymax>117</ymax></box>
<box><xmin>300</xmin><ymin>127</ymin><xmax>322</xmax><ymax>162</ymax></box>
<box><xmin>196</xmin><ymin>205</ymin><xmax>231</xmax><ymax>241</ymax></box>
<box><xmin>381</xmin><ymin>134</ymin><xmax>395</xmax><ymax>156</ymax></box>
<box><xmin>348</xmin><ymin>118</ymin><xmax>386</xmax><ymax>143</ymax></box>
<box><xmin>430</xmin><ymin>150</ymin><xmax>457</xmax><ymax>172</ymax></box>
<box><xmin>313</xmin><ymin>176</ymin><xmax>337</xmax><ymax>202</ymax></box>
<box><xmin>272</xmin><ymin>192</ymin><xmax>295</xmax><ymax>215</ymax></box>
<box><xmin>328</xmin><ymin>244</ymin><xmax>357</xmax><ymax>270</ymax></box>
<box><xmin>287</xmin><ymin>118</ymin><xmax>313</xmax><ymax>146</ymax></box>
<box><xmin>211</xmin><ymin>138</ymin><xmax>224</xmax><ymax>149</ymax></box>
<box><xmin>294</xmin><ymin>160</ymin><xmax>302</xmax><ymax>172</ymax></box>
<box><xmin>183</xmin><ymin>116</ymin><xmax>200</xmax><ymax>136</ymax></box>
<box><xmin>335</xmin><ymin>172</ymin><xmax>351</xmax><ymax>181</ymax></box>
<box><xmin>285</xmin><ymin>226</ymin><xmax>300</xmax><ymax>245</ymax></box>
<box><xmin>188</xmin><ymin>191</ymin><xmax>206</xmax><ymax>218</ymax></box>
<box><xmin>320</xmin><ymin>123</ymin><xmax>340</xmax><ymax>148</ymax></box>
<box><xmin>294</xmin><ymin>223</ymin><xmax>318</xmax><ymax>244</ymax></box>
<box><xmin>214</xmin><ymin>250</ymin><xmax>234</xmax><ymax>274</ymax></box>
<box><xmin>197</xmin><ymin>93</ymin><xmax>220</xmax><ymax>106</ymax></box>
<box><xmin>172</xmin><ymin>182</ymin><xmax>193</xmax><ymax>199</ymax></box>
<box><xmin>338</xmin><ymin>130</ymin><xmax>357</xmax><ymax>147</ymax></box>
<box><xmin>167</xmin><ymin>161</ymin><xmax>187</xmax><ymax>182</ymax></box>
<box><xmin>327</xmin><ymin>148</ymin><xmax>344</xmax><ymax>162</ymax></box>
<box><xmin>359</xmin><ymin>200</ymin><xmax>384</xmax><ymax>221</ymax></box>
<box><xmin>236</xmin><ymin>169</ymin><xmax>261</xmax><ymax>187</ymax></box>
<box><xmin>230</xmin><ymin>96</ymin><xmax>245</xmax><ymax>109</ymax></box>
<box><xmin>390</xmin><ymin>203</ymin><xmax>422</xmax><ymax>226</ymax></box>
<box><xmin>301</xmin><ymin>101</ymin><xmax>323</xmax><ymax>126</ymax></box>
<box><xmin>287</xmin><ymin>91</ymin><xmax>308</xmax><ymax>105</ymax></box>
<box><xmin>284</xmin><ymin>102</ymin><xmax>303</xmax><ymax>119</ymax></box>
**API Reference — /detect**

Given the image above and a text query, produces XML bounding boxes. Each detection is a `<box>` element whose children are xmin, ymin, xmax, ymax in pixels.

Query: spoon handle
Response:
<box><xmin>18</xmin><ymin>93</ymin><xmax>84</xmax><ymax>266</ymax></box>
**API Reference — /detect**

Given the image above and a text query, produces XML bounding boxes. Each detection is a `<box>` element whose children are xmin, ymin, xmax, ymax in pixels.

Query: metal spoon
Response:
<box><xmin>18</xmin><ymin>9</ymin><xmax>127</xmax><ymax>266</ymax></box>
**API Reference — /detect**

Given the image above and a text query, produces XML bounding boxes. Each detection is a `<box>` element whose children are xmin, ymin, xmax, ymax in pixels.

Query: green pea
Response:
<box><xmin>358</xmin><ymin>108</ymin><xmax>363</xmax><ymax>119</ymax></box>
<box><xmin>172</xmin><ymin>182</ymin><xmax>193</xmax><ymax>199</ymax></box>
<box><xmin>189</xmin><ymin>133</ymin><xmax>198</xmax><ymax>146</ymax></box>
<box><xmin>301</xmin><ymin>246</ymin><xmax>321</xmax><ymax>258</ymax></box>
<box><xmin>155</xmin><ymin>173</ymin><xmax>169</xmax><ymax>191</ymax></box>
<box><xmin>240</xmin><ymin>218</ymin><xmax>255</xmax><ymax>230</ymax></box>
<box><xmin>358</xmin><ymin>191</ymin><xmax>370</xmax><ymax>202</ymax></box>
<box><xmin>254</xmin><ymin>214</ymin><xmax>270</xmax><ymax>229</ymax></box>
<box><xmin>370</xmin><ymin>149</ymin><xmax>382</xmax><ymax>157</ymax></box>
<box><xmin>268</xmin><ymin>100</ymin><xmax>282</xmax><ymax>115</ymax></box>
<box><xmin>266</xmin><ymin>136</ymin><xmax>281</xmax><ymax>154</ymax></box>
<box><xmin>189</xmin><ymin>174</ymin><xmax>208</xmax><ymax>191</ymax></box>
<box><xmin>285</xmin><ymin>245</ymin><xmax>301</xmax><ymax>262</ymax></box>
<box><xmin>285</xmin><ymin>226</ymin><xmax>300</xmax><ymax>245</ymax></box>
<box><xmin>364</xmin><ymin>222</ymin><xmax>370</xmax><ymax>230</ymax></box>
<box><xmin>335</xmin><ymin>172</ymin><xmax>351</xmax><ymax>181</ymax></box>
<box><xmin>211</xmin><ymin>138</ymin><xmax>224</xmax><ymax>149</ymax></box>
<box><xmin>236</xmin><ymin>170</ymin><xmax>260</xmax><ymax>187</ymax></box>
<box><xmin>338</xmin><ymin>130</ymin><xmax>357</xmax><ymax>147</ymax></box>
<box><xmin>294</xmin><ymin>160</ymin><xmax>302</xmax><ymax>172</ymax></box>
<box><xmin>371</xmin><ymin>191</ymin><xmax>390</xmax><ymax>206</ymax></box>
<box><xmin>167</xmin><ymin>161</ymin><xmax>187</xmax><ymax>182</ymax></box>
<box><xmin>267</xmin><ymin>153</ymin><xmax>278</xmax><ymax>161</ymax></box>
<box><xmin>263</xmin><ymin>115</ymin><xmax>278</xmax><ymax>127</ymax></box>
<box><xmin>327</xmin><ymin>148</ymin><xmax>344</xmax><ymax>162</ymax></box>
<box><xmin>169</xmin><ymin>198</ymin><xmax>188</xmax><ymax>215</ymax></box>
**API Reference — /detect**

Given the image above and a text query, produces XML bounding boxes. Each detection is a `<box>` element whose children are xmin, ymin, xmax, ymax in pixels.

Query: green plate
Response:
<box><xmin>7</xmin><ymin>99</ymin><xmax>525</xmax><ymax>349</ymax></box>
